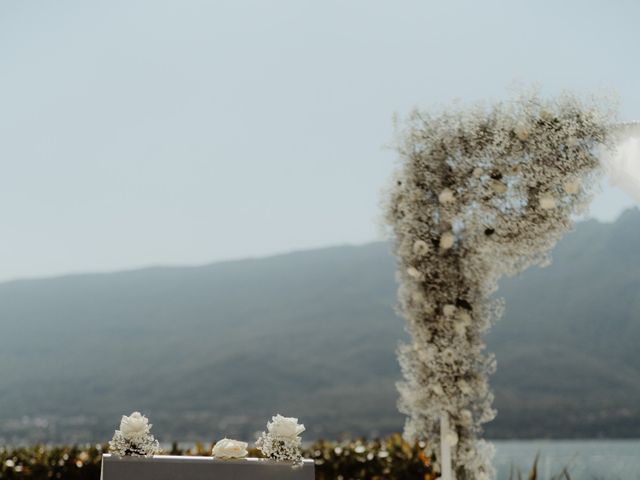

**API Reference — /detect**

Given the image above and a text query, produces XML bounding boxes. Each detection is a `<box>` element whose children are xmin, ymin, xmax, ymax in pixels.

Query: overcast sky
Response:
<box><xmin>1</xmin><ymin>0</ymin><xmax>639</xmax><ymax>282</ymax></box>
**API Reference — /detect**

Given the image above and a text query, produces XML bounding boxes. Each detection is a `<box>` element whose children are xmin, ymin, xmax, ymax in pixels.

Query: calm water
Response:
<box><xmin>494</xmin><ymin>440</ymin><xmax>640</xmax><ymax>480</ymax></box>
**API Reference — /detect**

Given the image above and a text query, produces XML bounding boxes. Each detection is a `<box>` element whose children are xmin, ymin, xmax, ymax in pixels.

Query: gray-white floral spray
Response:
<box><xmin>384</xmin><ymin>91</ymin><xmax>612</xmax><ymax>479</ymax></box>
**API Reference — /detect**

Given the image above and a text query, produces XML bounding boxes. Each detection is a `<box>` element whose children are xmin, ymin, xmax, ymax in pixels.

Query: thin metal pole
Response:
<box><xmin>440</xmin><ymin>413</ymin><xmax>454</xmax><ymax>480</ymax></box>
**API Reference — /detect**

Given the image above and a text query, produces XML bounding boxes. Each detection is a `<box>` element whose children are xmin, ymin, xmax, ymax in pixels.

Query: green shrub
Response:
<box><xmin>0</xmin><ymin>436</ymin><xmax>575</xmax><ymax>480</ymax></box>
<box><xmin>0</xmin><ymin>436</ymin><xmax>433</xmax><ymax>480</ymax></box>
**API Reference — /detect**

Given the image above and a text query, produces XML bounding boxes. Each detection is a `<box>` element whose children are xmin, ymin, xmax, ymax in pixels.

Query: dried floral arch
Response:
<box><xmin>385</xmin><ymin>93</ymin><xmax>611</xmax><ymax>479</ymax></box>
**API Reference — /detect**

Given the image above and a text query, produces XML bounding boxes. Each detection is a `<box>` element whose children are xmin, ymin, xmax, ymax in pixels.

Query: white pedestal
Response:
<box><xmin>101</xmin><ymin>453</ymin><xmax>315</xmax><ymax>480</ymax></box>
<box><xmin>440</xmin><ymin>413</ymin><xmax>455</xmax><ymax>480</ymax></box>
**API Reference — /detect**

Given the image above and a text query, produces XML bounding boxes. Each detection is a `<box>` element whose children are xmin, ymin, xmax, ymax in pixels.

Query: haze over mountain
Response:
<box><xmin>0</xmin><ymin>209</ymin><xmax>639</xmax><ymax>444</ymax></box>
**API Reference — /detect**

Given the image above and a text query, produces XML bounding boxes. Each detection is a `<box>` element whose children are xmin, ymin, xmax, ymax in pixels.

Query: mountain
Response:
<box><xmin>0</xmin><ymin>209</ymin><xmax>639</xmax><ymax>443</ymax></box>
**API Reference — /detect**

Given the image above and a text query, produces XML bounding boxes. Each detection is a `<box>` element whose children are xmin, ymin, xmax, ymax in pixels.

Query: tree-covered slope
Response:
<box><xmin>0</xmin><ymin>209</ymin><xmax>638</xmax><ymax>442</ymax></box>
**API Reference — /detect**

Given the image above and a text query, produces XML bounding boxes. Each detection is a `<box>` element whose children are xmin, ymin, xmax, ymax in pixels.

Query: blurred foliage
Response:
<box><xmin>0</xmin><ymin>435</ymin><xmax>579</xmax><ymax>480</ymax></box>
<box><xmin>0</xmin><ymin>444</ymin><xmax>103</xmax><ymax>480</ymax></box>
<box><xmin>0</xmin><ymin>435</ymin><xmax>435</xmax><ymax>480</ymax></box>
<box><xmin>307</xmin><ymin>435</ymin><xmax>435</xmax><ymax>480</ymax></box>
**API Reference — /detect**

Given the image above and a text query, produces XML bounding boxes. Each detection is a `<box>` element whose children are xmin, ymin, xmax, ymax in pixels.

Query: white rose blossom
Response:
<box><xmin>119</xmin><ymin>411</ymin><xmax>150</xmax><ymax>440</ymax></box>
<box><xmin>109</xmin><ymin>411</ymin><xmax>162</xmax><ymax>457</ymax></box>
<box><xmin>489</xmin><ymin>179</ymin><xmax>508</xmax><ymax>194</ymax></box>
<box><xmin>438</xmin><ymin>188</ymin><xmax>456</xmax><ymax>204</ymax></box>
<box><xmin>413</xmin><ymin>239</ymin><xmax>430</xmax><ymax>256</ymax></box>
<box><xmin>538</xmin><ymin>195</ymin><xmax>557</xmax><ymax>210</ymax></box>
<box><xmin>563</xmin><ymin>180</ymin><xmax>580</xmax><ymax>194</ymax></box>
<box><xmin>212</xmin><ymin>438</ymin><xmax>248</xmax><ymax>459</ymax></box>
<box><xmin>453</xmin><ymin>320</ymin><xmax>467</xmax><ymax>336</ymax></box>
<box><xmin>443</xmin><ymin>304</ymin><xmax>456</xmax><ymax>316</ymax></box>
<box><xmin>439</xmin><ymin>232</ymin><xmax>455</xmax><ymax>249</ymax></box>
<box><xmin>445</xmin><ymin>431</ymin><xmax>459</xmax><ymax>447</ymax></box>
<box><xmin>267</xmin><ymin>414</ymin><xmax>305</xmax><ymax>438</ymax></box>
<box><xmin>407</xmin><ymin>266</ymin><xmax>424</xmax><ymax>281</ymax></box>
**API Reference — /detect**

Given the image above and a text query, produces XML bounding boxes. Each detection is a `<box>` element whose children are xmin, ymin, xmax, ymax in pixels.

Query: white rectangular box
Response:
<box><xmin>101</xmin><ymin>454</ymin><xmax>315</xmax><ymax>480</ymax></box>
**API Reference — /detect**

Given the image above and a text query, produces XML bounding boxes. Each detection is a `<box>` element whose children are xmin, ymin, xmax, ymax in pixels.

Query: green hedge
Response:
<box><xmin>0</xmin><ymin>436</ymin><xmax>563</xmax><ymax>479</ymax></box>
<box><xmin>0</xmin><ymin>435</ymin><xmax>434</xmax><ymax>480</ymax></box>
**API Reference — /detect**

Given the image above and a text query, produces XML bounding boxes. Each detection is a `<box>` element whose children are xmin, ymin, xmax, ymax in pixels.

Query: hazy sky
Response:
<box><xmin>1</xmin><ymin>0</ymin><xmax>639</xmax><ymax>282</ymax></box>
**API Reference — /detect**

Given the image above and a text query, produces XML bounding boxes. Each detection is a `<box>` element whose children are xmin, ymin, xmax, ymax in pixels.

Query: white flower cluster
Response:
<box><xmin>108</xmin><ymin>411</ymin><xmax>162</xmax><ymax>457</ymax></box>
<box><xmin>255</xmin><ymin>414</ymin><xmax>305</xmax><ymax>465</ymax></box>
<box><xmin>385</xmin><ymin>92</ymin><xmax>612</xmax><ymax>479</ymax></box>
<box><xmin>212</xmin><ymin>438</ymin><xmax>249</xmax><ymax>459</ymax></box>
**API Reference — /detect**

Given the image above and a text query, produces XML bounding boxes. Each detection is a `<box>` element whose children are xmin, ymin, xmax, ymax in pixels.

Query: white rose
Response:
<box><xmin>119</xmin><ymin>411</ymin><xmax>150</xmax><ymax>440</ymax></box>
<box><xmin>539</xmin><ymin>195</ymin><xmax>556</xmax><ymax>210</ymax></box>
<box><xmin>563</xmin><ymin>180</ymin><xmax>579</xmax><ymax>195</ymax></box>
<box><xmin>457</xmin><ymin>311</ymin><xmax>472</xmax><ymax>325</ymax></box>
<box><xmin>412</xmin><ymin>239</ymin><xmax>430</xmax><ymax>256</ymax></box>
<box><xmin>445</xmin><ymin>430</ymin><xmax>459</xmax><ymax>447</ymax></box>
<box><xmin>442</xmin><ymin>348</ymin><xmax>456</xmax><ymax>363</ymax></box>
<box><xmin>267</xmin><ymin>414</ymin><xmax>305</xmax><ymax>439</ymax></box>
<box><xmin>431</xmin><ymin>383</ymin><xmax>445</xmax><ymax>396</ymax></box>
<box><xmin>489</xmin><ymin>179</ymin><xmax>508</xmax><ymax>194</ymax></box>
<box><xmin>514</xmin><ymin>124</ymin><xmax>530</xmax><ymax>141</ymax></box>
<box><xmin>460</xmin><ymin>409</ymin><xmax>473</xmax><ymax>424</ymax></box>
<box><xmin>439</xmin><ymin>232</ymin><xmax>455</xmax><ymax>250</ymax></box>
<box><xmin>406</xmin><ymin>266</ymin><xmax>424</xmax><ymax>281</ymax></box>
<box><xmin>457</xmin><ymin>379</ymin><xmax>473</xmax><ymax>395</ymax></box>
<box><xmin>212</xmin><ymin>438</ymin><xmax>248</xmax><ymax>459</ymax></box>
<box><xmin>438</xmin><ymin>188</ymin><xmax>455</xmax><ymax>205</ymax></box>
<box><xmin>442</xmin><ymin>304</ymin><xmax>456</xmax><ymax>316</ymax></box>
<box><xmin>453</xmin><ymin>320</ymin><xmax>467</xmax><ymax>336</ymax></box>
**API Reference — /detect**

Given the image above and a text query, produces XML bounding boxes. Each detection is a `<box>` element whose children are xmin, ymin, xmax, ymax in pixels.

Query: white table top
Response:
<box><xmin>101</xmin><ymin>453</ymin><xmax>315</xmax><ymax>480</ymax></box>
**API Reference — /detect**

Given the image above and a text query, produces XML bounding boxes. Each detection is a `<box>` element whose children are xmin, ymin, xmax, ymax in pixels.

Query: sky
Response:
<box><xmin>1</xmin><ymin>0</ymin><xmax>639</xmax><ymax>282</ymax></box>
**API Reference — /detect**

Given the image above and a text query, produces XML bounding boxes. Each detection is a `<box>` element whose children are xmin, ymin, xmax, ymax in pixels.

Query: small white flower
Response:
<box><xmin>406</xmin><ymin>266</ymin><xmax>425</xmax><ymax>281</ymax></box>
<box><xmin>514</xmin><ymin>124</ymin><xmax>530</xmax><ymax>141</ymax></box>
<box><xmin>411</xmin><ymin>290</ymin><xmax>424</xmax><ymax>303</ymax></box>
<box><xmin>445</xmin><ymin>430</ymin><xmax>459</xmax><ymax>447</ymax></box>
<box><xmin>457</xmin><ymin>311</ymin><xmax>472</xmax><ymax>325</ymax></box>
<box><xmin>212</xmin><ymin>438</ymin><xmax>248</xmax><ymax>459</ymax></box>
<box><xmin>443</xmin><ymin>304</ymin><xmax>456</xmax><ymax>316</ymax></box>
<box><xmin>440</xmin><ymin>232</ymin><xmax>455</xmax><ymax>250</ymax></box>
<box><xmin>119</xmin><ymin>412</ymin><xmax>150</xmax><ymax>441</ymax></box>
<box><xmin>412</xmin><ymin>239</ymin><xmax>430</xmax><ymax>256</ymax></box>
<box><xmin>267</xmin><ymin>414</ymin><xmax>305</xmax><ymax>439</ymax></box>
<box><xmin>431</xmin><ymin>383</ymin><xmax>445</xmax><ymax>396</ymax></box>
<box><xmin>438</xmin><ymin>188</ymin><xmax>456</xmax><ymax>205</ymax></box>
<box><xmin>442</xmin><ymin>348</ymin><xmax>456</xmax><ymax>363</ymax></box>
<box><xmin>563</xmin><ymin>180</ymin><xmax>579</xmax><ymax>195</ymax></box>
<box><xmin>539</xmin><ymin>109</ymin><xmax>553</xmax><ymax>121</ymax></box>
<box><xmin>410</xmin><ymin>290</ymin><xmax>425</xmax><ymax>307</ymax></box>
<box><xmin>489</xmin><ymin>179</ymin><xmax>508</xmax><ymax>194</ymax></box>
<box><xmin>453</xmin><ymin>321</ymin><xmax>467</xmax><ymax>336</ymax></box>
<box><xmin>460</xmin><ymin>409</ymin><xmax>473</xmax><ymax>424</ymax></box>
<box><xmin>539</xmin><ymin>195</ymin><xmax>556</xmax><ymax>210</ymax></box>
<box><xmin>458</xmin><ymin>379</ymin><xmax>473</xmax><ymax>395</ymax></box>
<box><xmin>418</xmin><ymin>348</ymin><xmax>431</xmax><ymax>364</ymax></box>
<box><xmin>454</xmin><ymin>311</ymin><xmax>471</xmax><ymax>335</ymax></box>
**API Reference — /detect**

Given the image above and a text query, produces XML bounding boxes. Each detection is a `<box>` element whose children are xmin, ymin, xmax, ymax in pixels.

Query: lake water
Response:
<box><xmin>493</xmin><ymin>439</ymin><xmax>640</xmax><ymax>480</ymax></box>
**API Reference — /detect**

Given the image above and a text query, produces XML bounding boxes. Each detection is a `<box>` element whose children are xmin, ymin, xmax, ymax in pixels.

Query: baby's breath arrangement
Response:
<box><xmin>385</xmin><ymin>92</ymin><xmax>612</xmax><ymax>479</ymax></box>
<box><xmin>255</xmin><ymin>414</ymin><xmax>306</xmax><ymax>465</ymax></box>
<box><xmin>108</xmin><ymin>411</ymin><xmax>162</xmax><ymax>458</ymax></box>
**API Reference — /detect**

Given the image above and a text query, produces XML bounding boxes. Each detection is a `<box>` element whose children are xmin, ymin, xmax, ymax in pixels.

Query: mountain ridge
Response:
<box><xmin>0</xmin><ymin>209</ymin><xmax>639</xmax><ymax>443</ymax></box>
